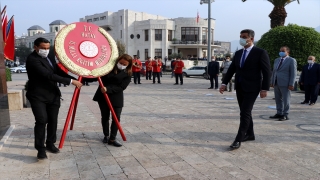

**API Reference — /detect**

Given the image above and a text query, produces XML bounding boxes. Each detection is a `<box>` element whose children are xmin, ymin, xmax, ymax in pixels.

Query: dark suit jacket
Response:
<box><xmin>93</xmin><ymin>70</ymin><xmax>131</xmax><ymax>108</ymax></box>
<box><xmin>208</xmin><ymin>61</ymin><xmax>220</xmax><ymax>75</ymax></box>
<box><xmin>300</xmin><ymin>63</ymin><xmax>320</xmax><ymax>86</ymax></box>
<box><xmin>222</xmin><ymin>46</ymin><xmax>271</xmax><ymax>92</ymax></box>
<box><xmin>26</xmin><ymin>51</ymin><xmax>75</xmax><ymax>103</ymax></box>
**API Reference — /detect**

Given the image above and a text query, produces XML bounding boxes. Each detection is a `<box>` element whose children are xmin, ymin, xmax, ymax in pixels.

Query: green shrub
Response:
<box><xmin>5</xmin><ymin>68</ymin><xmax>11</xmax><ymax>81</ymax></box>
<box><xmin>256</xmin><ymin>24</ymin><xmax>320</xmax><ymax>71</ymax></box>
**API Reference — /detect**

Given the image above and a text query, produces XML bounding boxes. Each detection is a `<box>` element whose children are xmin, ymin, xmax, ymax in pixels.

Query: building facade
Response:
<box><xmin>80</xmin><ymin>9</ymin><xmax>220</xmax><ymax>60</ymax></box>
<box><xmin>213</xmin><ymin>41</ymin><xmax>231</xmax><ymax>58</ymax></box>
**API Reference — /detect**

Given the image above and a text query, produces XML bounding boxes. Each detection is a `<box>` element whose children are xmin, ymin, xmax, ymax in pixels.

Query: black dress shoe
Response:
<box><xmin>230</xmin><ymin>141</ymin><xmax>241</xmax><ymax>149</ymax></box>
<box><xmin>309</xmin><ymin>103</ymin><xmax>315</xmax><ymax>106</ymax></box>
<box><xmin>278</xmin><ymin>115</ymin><xmax>289</xmax><ymax>121</ymax></box>
<box><xmin>208</xmin><ymin>87</ymin><xmax>213</xmax><ymax>89</ymax></box>
<box><xmin>269</xmin><ymin>114</ymin><xmax>282</xmax><ymax>119</ymax></box>
<box><xmin>102</xmin><ymin>136</ymin><xmax>109</xmax><ymax>143</ymax></box>
<box><xmin>108</xmin><ymin>140</ymin><xmax>122</xmax><ymax>147</ymax></box>
<box><xmin>138</xmin><ymin>83</ymin><xmax>142</xmax><ymax>84</ymax></box>
<box><xmin>242</xmin><ymin>135</ymin><xmax>255</xmax><ymax>142</ymax></box>
<box><xmin>301</xmin><ymin>101</ymin><xmax>308</xmax><ymax>104</ymax></box>
<box><xmin>37</xmin><ymin>151</ymin><xmax>47</xmax><ymax>160</ymax></box>
<box><xmin>174</xmin><ymin>83</ymin><xmax>178</xmax><ymax>85</ymax></box>
<box><xmin>46</xmin><ymin>144</ymin><xmax>60</xmax><ymax>154</ymax></box>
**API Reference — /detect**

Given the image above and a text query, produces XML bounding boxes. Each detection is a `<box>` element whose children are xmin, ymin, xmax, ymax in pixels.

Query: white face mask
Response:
<box><xmin>308</xmin><ymin>60</ymin><xmax>313</xmax><ymax>64</ymax></box>
<box><xmin>239</xmin><ymin>38</ymin><xmax>248</xmax><ymax>46</ymax></box>
<box><xmin>117</xmin><ymin>62</ymin><xmax>127</xmax><ymax>70</ymax></box>
<box><xmin>226</xmin><ymin>59</ymin><xmax>230</xmax><ymax>61</ymax></box>
<box><xmin>38</xmin><ymin>49</ymin><xmax>49</xmax><ymax>58</ymax></box>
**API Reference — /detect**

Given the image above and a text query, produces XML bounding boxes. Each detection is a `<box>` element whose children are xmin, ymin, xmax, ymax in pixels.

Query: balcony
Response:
<box><xmin>171</xmin><ymin>40</ymin><xmax>214</xmax><ymax>45</ymax></box>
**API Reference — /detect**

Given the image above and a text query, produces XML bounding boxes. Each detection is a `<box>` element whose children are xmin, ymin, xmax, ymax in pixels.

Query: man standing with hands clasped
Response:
<box><xmin>219</xmin><ymin>29</ymin><xmax>271</xmax><ymax>150</ymax></box>
<box><xmin>26</xmin><ymin>38</ymin><xmax>83</xmax><ymax>159</ymax></box>
<box><xmin>208</xmin><ymin>56</ymin><xmax>220</xmax><ymax>89</ymax></box>
<box><xmin>270</xmin><ymin>46</ymin><xmax>297</xmax><ymax>121</ymax></box>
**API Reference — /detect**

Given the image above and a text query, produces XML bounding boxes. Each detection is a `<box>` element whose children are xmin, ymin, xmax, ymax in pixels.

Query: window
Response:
<box><xmin>100</xmin><ymin>16</ymin><xmax>106</xmax><ymax>20</ymax></box>
<box><xmin>87</xmin><ymin>19</ymin><xmax>92</xmax><ymax>22</ymax></box>
<box><xmin>120</xmin><ymin>30</ymin><xmax>122</xmax><ymax>39</ymax></box>
<box><xmin>50</xmin><ymin>27</ymin><xmax>53</xmax><ymax>32</ymax></box>
<box><xmin>202</xmin><ymin>27</ymin><xmax>213</xmax><ymax>44</ymax></box>
<box><xmin>29</xmin><ymin>42</ymin><xmax>31</xmax><ymax>48</ymax></box>
<box><xmin>50</xmin><ymin>39</ymin><xmax>53</xmax><ymax>44</ymax></box>
<box><xmin>145</xmin><ymin>30</ymin><xmax>149</xmax><ymax>41</ymax></box>
<box><xmin>93</xmin><ymin>18</ymin><xmax>99</xmax><ymax>21</ymax></box>
<box><xmin>168</xmin><ymin>49</ymin><xmax>172</xmax><ymax>55</ymax></box>
<box><xmin>168</xmin><ymin>30</ymin><xmax>173</xmax><ymax>41</ymax></box>
<box><xmin>155</xmin><ymin>29</ymin><xmax>162</xmax><ymax>41</ymax></box>
<box><xmin>120</xmin><ymin>16</ymin><xmax>122</xmax><ymax>24</ymax></box>
<box><xmin>130</xmin><ymin>34</ymin><xmax>134</xmax><ymax>39</ymax></box>
<box><xmin>137</xmin><ymin>34</ymin><xmax>140</xmax><ymax>39</ymax></box>
<box><xmin>181</xmin><ymin>27</ymin><xmax>199</xmax><ymax>41</ymax></box>
<box><xmin>145</xmin><ymin>49</ymin><xmax>149</xmax><ymax>59</ymax></box>
<box><xmin>55</xmin><ymin>27</ymin><xmax>58</xmax><ymax>32</ymax></box>
<box><xmin>155</xmin><ymin>49</ymin><xmax>162</xmax><ymax>58</ymax></box>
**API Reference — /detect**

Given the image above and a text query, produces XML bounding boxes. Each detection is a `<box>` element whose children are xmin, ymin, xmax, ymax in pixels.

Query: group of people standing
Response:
<box><xmin>132</xmin><ymin>55</ymin><xmax>163</xmax><ymax>84</ymax></box>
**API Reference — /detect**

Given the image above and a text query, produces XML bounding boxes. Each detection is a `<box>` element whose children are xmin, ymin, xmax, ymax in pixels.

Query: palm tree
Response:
<box><xmin>242</xmin><ymin>0</ymin><xmax>300</xmax><ymax>28</ymax></box>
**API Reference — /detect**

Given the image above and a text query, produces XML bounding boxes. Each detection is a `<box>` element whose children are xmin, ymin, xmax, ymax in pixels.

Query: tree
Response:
<box><xmin>256</xmin><ymin>24</ymin><xmax>320</xmax><ymax>71</ymax></box>
<box><xmin>15</xmin><ymin>45</ymin><xmax>32</xmax><ymax>64</ymax></box>
<box><xmin>242</xmin><ymin>0</ymin><xmax>300</xmax><ymax>28</ymax></box>
<box><xmin>116</xmin><ymin>40</ymin><xmax>126</xmax><ymax>56</ymax></box>
<box><xmin>168</xmin><ymin>52</ymin><xmax>183</xmax><ymax>60</ymax></box>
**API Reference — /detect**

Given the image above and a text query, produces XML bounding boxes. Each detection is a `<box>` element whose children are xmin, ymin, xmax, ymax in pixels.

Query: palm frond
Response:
<box><xmin>246</xmin><ymin>0</ymin><xmax>300</xmax><ymax>6</ymax></box>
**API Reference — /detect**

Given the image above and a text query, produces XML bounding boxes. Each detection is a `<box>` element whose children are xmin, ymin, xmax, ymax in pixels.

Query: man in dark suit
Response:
<box><xmin>26</xmin><ymin>38</ymin><xmax>82</xmax><ymax>159</ymax></box>
<box><xmin>300</xmin><ymin>56</ymin><xmax>320</xmax><ymax>105</ymax></box>
<box><xmin>219</xmin><ymin>29</ymin><xmax>271</xmax><ymax>150</ymax></box>
<box><xmin>208</xmin><ymin>56</ymin><xmax>220</xmax><ymax>89</ymax></box>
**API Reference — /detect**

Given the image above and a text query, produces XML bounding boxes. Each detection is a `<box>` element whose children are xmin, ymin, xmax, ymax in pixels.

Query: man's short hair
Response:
<box><xmin>240</xmin><ymin>29</ymin><xmax>255</xmax><ymax>38</ymax></box>
<box><xmin>281</xmin><ymin>46</ymin><xmax>290</xmax><ymax>52</ymax></box>
<box><xmin>34</xmin><ymin>37</ymin><xmax>50</xmax><ymax>47</ymax></box>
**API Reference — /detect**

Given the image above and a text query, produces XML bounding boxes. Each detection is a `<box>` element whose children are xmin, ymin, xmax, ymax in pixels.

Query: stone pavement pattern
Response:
<box><xmin>1</xmin><ymin>75</ymin><xmax>320</xmax><ymax>180</ymax></box>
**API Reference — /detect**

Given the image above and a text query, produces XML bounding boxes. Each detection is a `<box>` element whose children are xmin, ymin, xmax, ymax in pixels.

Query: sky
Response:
<box><xmin>2</xmin><ymin>0</ymin><xmax>320</xmax><ymax>45</ymax></box>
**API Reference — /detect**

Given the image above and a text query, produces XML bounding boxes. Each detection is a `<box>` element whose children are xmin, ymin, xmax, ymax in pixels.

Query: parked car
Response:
<box><xmin>182</xmin><ymin>66</ymin><xmax>208</xmax><ymax>79</ymax></box>
<box><xmin>10</xmin><ymin>65</ymin><xmax>27</xmax><ymax>73</ymax></box>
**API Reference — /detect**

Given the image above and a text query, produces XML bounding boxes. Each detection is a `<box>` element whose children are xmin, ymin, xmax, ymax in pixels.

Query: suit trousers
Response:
<box><xmin>274</xmin><ymin>85</ymin><xmax>291</xmax><ymax>115</ymax></box>
<box><xmin>153</xmin><ymin>72</ymin><xmax>161</xmax><ymax>83</ymax></box>
<box><xmin>29</xmin><ymin>97</ymin><xmax>60</xmax><ymax>151</ymax></box>
<box><xmin>304</xmin><ymin>84</ymin><xmax>319</xmax><ymax>103</ymax></box>
<box><xmin>133</xmin><ymin>72</ymin><xmax>141</xmax><ymax>84</ymax></box>
<box><xmin>235</xmin><ymin>84</ymin><xmax>259</xmax><ymax>142</ymax></box>
<box><xmin>175</xmin><ymin>73</ymin><xmax>183</xmax><ymax>84</ymax></box>
<box><xmin>209</xmin><ymin>74</ymin><xmax>218</xmax><ymax>88</ymax></box>
<box><xmin>146</xmin><ymin>71</ymin><xmax>152</xmax><ymax>80</ymax></box>
<box><xmin>98</xmin><ymin>100</ymin><xmax>122</xmax><ymax>141</ymax></box>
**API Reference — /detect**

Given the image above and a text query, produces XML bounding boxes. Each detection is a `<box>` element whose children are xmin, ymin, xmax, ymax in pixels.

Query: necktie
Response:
<box><xmin>46</xmin><ymin>58</ymin><xmax>53</xmax><ymax>67</ymax></box>
<box><xmin>240</xmin><ymin>49</ymin><xmax>247</xmax><ymax>68</ymax></box>
<box><xmin>277</xmin><ymin>58</ymin><xmax>284</xmax><ymax>70</ymax></box>
<box><xmin>308</xmin><ymin>64</ymin><xmax>312</xmax><ymax>70</ymax></box>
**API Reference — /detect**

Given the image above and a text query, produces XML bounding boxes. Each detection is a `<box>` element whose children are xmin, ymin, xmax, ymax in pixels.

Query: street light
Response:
<box><xmin>200</xmin><ymin>0</ymin><xmax>214</xmax><ymax>79</ymax></box>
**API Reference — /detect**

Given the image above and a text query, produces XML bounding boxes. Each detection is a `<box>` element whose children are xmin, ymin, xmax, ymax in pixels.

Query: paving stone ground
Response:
<box><xmin>1</xmin><ymin>74</ymin><xmax>320</xmax><ymax>180</ymax></box>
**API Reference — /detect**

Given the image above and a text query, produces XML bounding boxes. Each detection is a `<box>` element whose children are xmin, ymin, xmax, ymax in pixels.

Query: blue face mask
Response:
<box><xmin>279</xmin><ymin>52</ymin><xmax>286</xmax><ymax>57</ymax></box>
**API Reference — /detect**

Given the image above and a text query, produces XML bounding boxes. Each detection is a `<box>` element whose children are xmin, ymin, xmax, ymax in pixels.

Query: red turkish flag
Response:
<box><xmin>4</xmin><ymin>16</ymin><xmax>14</xmax><ymax>61</ymax></box>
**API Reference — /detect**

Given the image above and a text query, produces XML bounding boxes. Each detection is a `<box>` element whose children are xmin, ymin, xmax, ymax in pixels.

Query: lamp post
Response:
<box><xmin>200</xmin><ymin>0</ymin><xmax>214</xmax><ymax>79</ymax></box>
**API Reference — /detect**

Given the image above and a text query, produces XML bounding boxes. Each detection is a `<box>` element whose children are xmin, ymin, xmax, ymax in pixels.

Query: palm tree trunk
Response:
<box><xmin>269</xmin><ymin>6</ymin><xmax>287</xmax><ymax>28</ymax></box>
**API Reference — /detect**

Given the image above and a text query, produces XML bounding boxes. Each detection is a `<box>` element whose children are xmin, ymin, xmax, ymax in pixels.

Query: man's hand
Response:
<box><xmin>260</xmin><ymin>91</ymin><xmax>267</xmax><ymax>98</ymax></box>
<box><xmin>100</xmin><ymin>87</ymin><xmax>107</xmax><ymax>93</ymax></box>
<box><xmin>216</xmin><ymin>74</ymin><xmax>219</xmax><ymax>76</ymax></box>
<box><xmin>71</xmin><ymin>80</ymin><xmax>83</xmax><ymax>88</ymax></box>
<box><xmin>219</xmin><ymin>85</ymin><xmax>226</xmax><ymax>94</ymax></box>
<box><xmin>288</xmin><ymin>86</ymin><xmax>294</xmax><ymax>90</ymax></box>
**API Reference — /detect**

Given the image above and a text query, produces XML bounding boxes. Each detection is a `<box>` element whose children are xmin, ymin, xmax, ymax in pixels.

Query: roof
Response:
<box><xmin>27</xmin><ymin>25</ymin><xmax>45</xmax><ymax>31</ymax></box>
<box><xmin>49</xmin><ymin>20</ymin><xmax>67</xmax><ymax>25</ymax></box>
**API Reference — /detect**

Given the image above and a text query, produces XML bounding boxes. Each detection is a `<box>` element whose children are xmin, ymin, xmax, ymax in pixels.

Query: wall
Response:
<box><xmin>0</xmin><ymin>25</ymin><xmax>10</xmax><ymax>139</ymax></box>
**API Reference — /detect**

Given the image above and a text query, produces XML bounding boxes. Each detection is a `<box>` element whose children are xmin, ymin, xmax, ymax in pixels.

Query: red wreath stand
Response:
<box><xmin>58</xmin><ymin>75</ymin><xmax>127</xmax><ymax>149</ymax></box>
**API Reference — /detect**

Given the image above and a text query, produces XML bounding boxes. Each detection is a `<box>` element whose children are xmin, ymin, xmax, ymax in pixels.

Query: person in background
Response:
<box><xmin>221</xmin><ymin>55</ymin><xmax>233</xmax><ymax>92</ymax></box>
<box><xmin>93</xmin><ymin>54</ymin><xmax>132</xmax><ymax>147</ymax></box>
<box><xmin>270</xmin><ymin>46</ymin><xmax>297</xmax><ymax>121</ymax></box>
<box><xmin>173</xmin><ymin>57</ymin><xmax>184</xmax><ymax>85</ymax></box>
<box><xmin>145</xmin><ymin>57</ymin><xmax>152</xmax><ymax>80</ymax></box>
<box><xmin>26</xmin><ymin>37</ymin><xmax>82</xmax><ymax>159</ymax></box>
<box><xmin>132</xmin><ymin>55</ymin><xmax>142</xmax><ymax>84</ymax></box>
<box><xmin>152</xmin><ymin>57</ymin><xmax>162</xmax><ymax>84</ymax></box>
<box><xmin>300</xmin><ymin>56</ymin><xmax>320</xmax><ymax>106</ymax></box>
<box><xmin>208</xmin><ymin>56</ymin><xmax>220</xmax><ymax>89</ymax></box>
<box><xmin>171</xmin><ymin>58</ymin><xmax>176</xmax><ymax>78</ymax></box>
